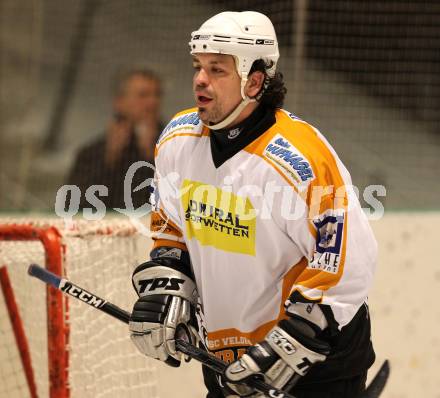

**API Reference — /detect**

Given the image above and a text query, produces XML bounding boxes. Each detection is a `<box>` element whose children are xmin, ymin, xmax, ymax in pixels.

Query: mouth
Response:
<box><xmin>196</xmin><ymin>94</ymin><xmax>213</xmax><ymax>107</ymax></box>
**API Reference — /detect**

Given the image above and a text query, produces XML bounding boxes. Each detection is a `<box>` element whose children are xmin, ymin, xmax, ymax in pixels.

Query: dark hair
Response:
<box><xmin>248</xmin><ymin>59</ymin><xmax>286</xmax><ymax>110</ymax></box>
<box><xmin>111</xmin><ymin>67</ymin><xmax>161</xmax><ymax>97</ymax></box>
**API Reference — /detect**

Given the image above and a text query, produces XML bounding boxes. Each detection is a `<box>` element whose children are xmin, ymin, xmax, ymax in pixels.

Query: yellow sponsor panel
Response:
<box><xmin>181</xmin><ymin>179</ymin><xmax>256</xmax><ymax>255</ymax></box>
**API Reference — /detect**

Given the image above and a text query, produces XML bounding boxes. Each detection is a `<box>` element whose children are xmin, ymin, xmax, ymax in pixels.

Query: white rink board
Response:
<box><xmin>368</xmin><ymin>212</ymin><xmax>439</xmax><ymax>398</ymax></box>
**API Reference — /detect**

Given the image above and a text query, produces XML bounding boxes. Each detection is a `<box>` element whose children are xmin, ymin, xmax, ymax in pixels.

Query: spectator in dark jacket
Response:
<box><xmin>67</xmin><ymin>67</ymin><xmax>163</xmax><ymax>210</ymax></box>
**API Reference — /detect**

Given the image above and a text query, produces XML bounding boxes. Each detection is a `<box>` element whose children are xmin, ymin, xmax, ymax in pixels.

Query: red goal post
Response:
<box><xmin>0</xmin><ymin>219</ymin><xmax>157</xmax><ymax>398</ymax></box>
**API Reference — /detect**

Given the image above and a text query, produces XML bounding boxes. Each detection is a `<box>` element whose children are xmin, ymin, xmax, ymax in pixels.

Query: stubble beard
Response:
<box><xmin>198</xmin><ymin>102</ymin><xmax>225</xmax><ymax>125</ymax></box>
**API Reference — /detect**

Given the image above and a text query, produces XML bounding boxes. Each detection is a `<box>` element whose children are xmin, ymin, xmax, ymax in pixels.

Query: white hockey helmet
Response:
<box><xmin>189</xmin><ymin>11</ymin><xmax>280</xmax><ymax>130</ymax></box>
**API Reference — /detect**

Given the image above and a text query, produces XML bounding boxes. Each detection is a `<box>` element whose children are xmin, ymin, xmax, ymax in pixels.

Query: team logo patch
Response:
<box><xmin>181</xmin><ymin>179</ymin><xmax>256</xmax><ymax>256</ymax></box>
<box><xmin>263</xmin><ymin>134</ymin><xmax>314</xmax><ymax>190</ymax></box>
<box><xmin>308</xmin><ymin>210</ymin><xmax>345</xmax><ymax>274</ymax></box>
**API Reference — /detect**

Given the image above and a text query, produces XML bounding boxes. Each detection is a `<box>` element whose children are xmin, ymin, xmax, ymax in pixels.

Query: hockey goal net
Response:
<box><xmin>0</xmin><ymin>218</ymin><xmax>157</xmax><ymax>398</ymax></box>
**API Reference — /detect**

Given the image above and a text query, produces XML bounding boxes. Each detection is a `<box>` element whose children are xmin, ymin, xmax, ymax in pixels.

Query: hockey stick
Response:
<box><xmin>27</xmin><ymin>263</ymin><xmax>295</xmax><ymax>398</ymax></box>
<box><xmin>359</xmin><ymin>360</ymin><xmax>390</xmax><ymax>398</ymax></box>
<box><xmin>28</xmin><ymin>264</ymin><xmax>389</xmax><ymax>398</ymax></box>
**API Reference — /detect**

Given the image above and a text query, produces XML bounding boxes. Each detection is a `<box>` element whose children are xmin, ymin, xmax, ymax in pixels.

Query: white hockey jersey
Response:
<box><xmin>150</xmin><ymin>107</ymin><xmax>377</xmax><ymax>362</ymax></box>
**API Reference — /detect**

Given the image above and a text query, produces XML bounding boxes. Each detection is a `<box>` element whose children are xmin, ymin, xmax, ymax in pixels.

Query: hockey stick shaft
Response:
<box><xmin>28</xmin><ymin>262</ymin><xmax>130</xmax><ymax>323</ymax></box>
<box><xmin>28</xmin><ymin>263</ymin><xmax>296</xmax><ymax>398</ymax></box>
<box><xmin>28</xmin><ymin>264</ymin><xmax>388</xmax><ymax>398</ymax></box>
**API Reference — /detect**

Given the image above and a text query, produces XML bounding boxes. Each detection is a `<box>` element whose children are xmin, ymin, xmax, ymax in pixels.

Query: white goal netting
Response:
<box><xmin>0</xmin><ymin>219</ymin><xmax>157</xmax><ymax>398</ymax></box>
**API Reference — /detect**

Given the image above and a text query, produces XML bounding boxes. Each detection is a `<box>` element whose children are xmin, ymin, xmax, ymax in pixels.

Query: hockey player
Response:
<box><xmin>129</xmin><ymin>11</ymin><xmax>377</xmax><ymax>398</ymax></box>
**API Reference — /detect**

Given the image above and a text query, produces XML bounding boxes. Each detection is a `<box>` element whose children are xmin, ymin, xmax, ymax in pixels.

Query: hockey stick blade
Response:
<box><xmin>360</xmin><ymin>360</ymin><xmax>390</xmax><ymax>398</ymax></box>
<box><xmin>27</xmin><ymin>264</ymin><xmax>296</xmax><ymax>398</ymax></box>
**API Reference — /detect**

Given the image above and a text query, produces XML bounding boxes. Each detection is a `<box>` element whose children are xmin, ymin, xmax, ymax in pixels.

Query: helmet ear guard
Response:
<box><xmin>189</xmin><ymin>11</ymin><xmax>279</xmax><ymax>130</ymax></box>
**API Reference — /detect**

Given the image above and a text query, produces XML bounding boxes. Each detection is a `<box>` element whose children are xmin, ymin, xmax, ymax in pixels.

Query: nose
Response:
<box><xmin>194</xmin><ymin>68</ymin><xmax>209</xmax><ymax>88</ymax></box>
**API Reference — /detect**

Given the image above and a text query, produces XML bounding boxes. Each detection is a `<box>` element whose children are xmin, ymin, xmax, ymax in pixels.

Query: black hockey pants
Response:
<box><xmin>205</xmin><ymin>371</ymin><xmax>367</xmax><ymax>398</ymax></box>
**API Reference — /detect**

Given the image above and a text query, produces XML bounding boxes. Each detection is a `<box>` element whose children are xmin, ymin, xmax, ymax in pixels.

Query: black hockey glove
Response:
<box><xmin>224</xmin><ymin>303</ymin><xmax>331</xmax><ymax>396</ymax></box>
<box><xmin>129</xmin><ymin>247</ymin><xmax>199</xmax><ymax>367</ymax></box>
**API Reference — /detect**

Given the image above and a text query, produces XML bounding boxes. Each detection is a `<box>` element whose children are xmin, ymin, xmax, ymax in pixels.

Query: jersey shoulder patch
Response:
<box><xmin>156</xmin><ymin>107</ymin><xmax>204</xmax><ymax>149</ymax></box>
<box><xmin>254</xmin><ymin>110</ymin><xmax>319</xmax><ymax>191</ymax></box>
<box><xmin>262</xmin><ymin>132</ymin><xmax>315</xmax><ymax>190</ymax></box>
<box><xmin>264</xmin><ymin>110</ymin><xmax>347</xmax><ymax>200</ymax></box>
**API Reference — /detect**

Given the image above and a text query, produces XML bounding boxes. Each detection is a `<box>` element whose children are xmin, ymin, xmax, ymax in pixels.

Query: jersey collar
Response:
<box><xmin>210</xmin><ymin>105</ymin><xmax>276</xmax><ymax>168</ymax></box>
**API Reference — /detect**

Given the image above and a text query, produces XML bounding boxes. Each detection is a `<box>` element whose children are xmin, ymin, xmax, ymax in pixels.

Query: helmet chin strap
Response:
<box><xmin>205</xmin><ymin>74</ymin><xmax>256</xmax><ymax>131</ymax></box>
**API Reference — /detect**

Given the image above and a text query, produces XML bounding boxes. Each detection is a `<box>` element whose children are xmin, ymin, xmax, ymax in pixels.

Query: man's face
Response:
<box><xmin>192</xmin><ymin>54</ymin><xmax>242</xmax><ymax>125</ymax></box>
<box><xmin>115</xmin><ymin>75</ymin><xmax>161</xmax><ymax>123</ymax></box>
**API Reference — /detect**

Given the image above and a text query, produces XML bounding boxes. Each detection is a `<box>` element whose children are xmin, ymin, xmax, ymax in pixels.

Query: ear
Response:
<box><xmin>244</xmin><ymin>71</ymin><xmax>265</xmax><ymax>98</ymax></box>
